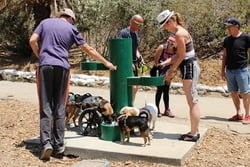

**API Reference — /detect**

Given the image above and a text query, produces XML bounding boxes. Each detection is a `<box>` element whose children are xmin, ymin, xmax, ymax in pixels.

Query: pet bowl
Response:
<box><xmin>100</xmin><ymin>123</ymin><xmax>120</xmax><ymax>141</ymax></box>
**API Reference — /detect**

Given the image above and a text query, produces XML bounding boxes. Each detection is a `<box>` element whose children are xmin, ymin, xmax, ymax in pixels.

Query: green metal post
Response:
<box><xmin>109</xmin><ymin>38</ymin><xmax>133</xmax><ymax>114</ymax></box>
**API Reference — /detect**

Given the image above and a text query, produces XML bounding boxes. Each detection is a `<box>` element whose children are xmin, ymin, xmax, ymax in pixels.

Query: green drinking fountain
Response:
<box><xmin>80</xmin><ymin>38</ymin><xmax>164</xmax><ymax>141</ymax></box>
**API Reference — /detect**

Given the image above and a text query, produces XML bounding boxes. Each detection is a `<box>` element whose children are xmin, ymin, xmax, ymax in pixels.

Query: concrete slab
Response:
<box><xmin>25</xmin><ymin>119</ymin><xmax>207</xmax><ymax>166</ymax></box>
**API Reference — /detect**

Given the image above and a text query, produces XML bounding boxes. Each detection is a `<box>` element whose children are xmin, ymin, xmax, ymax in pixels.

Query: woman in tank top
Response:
<box><xmin>156</xmin><ymin>10</ymin><xmax>201</xmax><ymax>142</ymax></box>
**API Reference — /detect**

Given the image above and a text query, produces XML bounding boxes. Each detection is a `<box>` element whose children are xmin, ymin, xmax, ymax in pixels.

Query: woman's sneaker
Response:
<box><xmin>242</xmin><ymin>115</ymin><xmax>250</xmax><ymax>124</ymax></box>
<box><xmin>163</xmin><ymin>109</ymin><xmax>175</xmax><ymax>118</ymax></box>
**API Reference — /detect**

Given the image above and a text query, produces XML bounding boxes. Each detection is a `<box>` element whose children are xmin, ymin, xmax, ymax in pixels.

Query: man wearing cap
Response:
<box><xmin>29</xmin><ymin>8</ymin><xmax>116</xmax><ymax>161</ymax></box>
<box><xmin>221</xmin><ymin>17</ymin><xmax>250</xmax><ymax>124</ymax></box>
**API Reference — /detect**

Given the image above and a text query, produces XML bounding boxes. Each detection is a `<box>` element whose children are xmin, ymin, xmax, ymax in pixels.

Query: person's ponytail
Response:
<box><xmin>174</xmin><ymin>13</ymin><xmax>187</xmax><ymax>29</ymax></box>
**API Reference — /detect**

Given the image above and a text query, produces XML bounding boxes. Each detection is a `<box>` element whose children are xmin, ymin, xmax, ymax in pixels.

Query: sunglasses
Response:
<box><xmin>167</xmin><ymin>41</ymin><xmax>176</xmax><ymax>46</ymax></box>
<box><xmin>134</xmin><ymin>20</ymin><xmax>144</xmax><ymax>27</ymax></box>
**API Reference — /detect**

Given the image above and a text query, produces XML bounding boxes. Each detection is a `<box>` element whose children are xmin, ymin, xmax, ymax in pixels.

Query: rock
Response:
<box><xmin>71</xmin><ymin>160</ymin><xmax>110</xmax><ymax>167</ymax></box>
<box><xmin>0</xmin><ymin>69</ymin><xmax>231</xmax><ymax>97</ymax></box>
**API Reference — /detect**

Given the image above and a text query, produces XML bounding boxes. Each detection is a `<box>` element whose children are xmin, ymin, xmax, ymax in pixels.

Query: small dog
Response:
<box><xmin>117</xmin><ymin>114</ymin><xmax>150</xmax><ymax>147</ymax></box>
<box><xmin>139</xmin><ymin>103</ymin><xmax>158</xmax><ymax>130</ymax></box>
<box><xmin>79</xmin><ymin>95</ymin><xmax>114</xmax><ymax>124</ymax></box>
<box><xmin>65</xmin><ymin>92</ymin><xmax>84</xmax><ymax>127</ymax></box>
<box><xmin>65</xmin><ymin>93</ymin><xmax>114</xmax><ymax>126</ymax></box>
<box><xmin>119</xmin><ymin>106</ymin><xmax>140</xmax><ymax>116</ymax></box>
<box><xmin>118</xmin><ymin>106</ymin><xmax>140</xmax><ymax>136</ymax></box>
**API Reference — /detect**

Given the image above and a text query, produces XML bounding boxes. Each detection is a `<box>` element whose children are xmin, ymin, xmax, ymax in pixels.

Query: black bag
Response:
<box><xmin>150</xmin><ymin>66</ymin><xmax>160</xmax><ymax>76</ymax></box>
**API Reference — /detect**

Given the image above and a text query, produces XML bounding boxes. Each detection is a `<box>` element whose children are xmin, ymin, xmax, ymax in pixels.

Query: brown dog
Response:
<box><xmin>65</xmin><ymin>103</ymin><xmax>80</xmax><ymax>127</ymax></box>
<box><xmin>65</xmin><ymin>92</ymin><xmax>88</xmax><ymax>127</ymax></box>
<box><xmin>65</xmin><ymin>93</ymin><xmax>114</xmax><ymax>126</ymax></box>
<box><xmin>117</xmin><ymin>114</ymin><xmax>151</xmax><ymax>147</ymax></box>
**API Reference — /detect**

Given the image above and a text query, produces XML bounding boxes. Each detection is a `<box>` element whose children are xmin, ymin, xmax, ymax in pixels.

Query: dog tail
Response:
<box><xmin>139</xmin><ymin>110</ymin><xmax>149</xmax><ymax>120</ymax></box>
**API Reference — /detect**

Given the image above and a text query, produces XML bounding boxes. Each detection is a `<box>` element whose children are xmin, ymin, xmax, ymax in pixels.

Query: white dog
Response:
<box><xmin>139</xmin><ymin>103</ymin><xmax>158</xmax><ymax>130</ymax></box>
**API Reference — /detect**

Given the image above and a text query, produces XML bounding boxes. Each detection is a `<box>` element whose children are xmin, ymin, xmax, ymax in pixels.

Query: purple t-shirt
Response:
<box><xmin>34</xmin><ymin>18</ymin><xmax>86</xmax><ymax>69</ymax></box>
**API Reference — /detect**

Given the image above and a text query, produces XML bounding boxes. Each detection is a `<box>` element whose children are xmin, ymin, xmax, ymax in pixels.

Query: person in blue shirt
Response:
<box><xmin>118</xmin><ymin>14</ymin><xmax>144</xmax><ymax>76</ymax></box>
<box><xmin>118</xmin><ymin>14</ymin><xmax>144</xmax><ymax>103</ymax></box>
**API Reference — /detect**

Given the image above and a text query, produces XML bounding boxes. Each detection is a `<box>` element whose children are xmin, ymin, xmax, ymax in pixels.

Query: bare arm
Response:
<box><xmin>165</xmin><ymin>31</ymin><xmax>186</xmax><ymax>82</ymax></box>
<box><xmin>79</xmin><ymin>43</ymin><xmax>116</xmax><ymax>70</ymax></box>
<box><xmin>160</xmin><ymin>54</ymin><xmax>177</xmax><ymax>67</ymax></box>
<box><xmin>29</xmin><ymin>33</ymin><xmax>40</xmax><ymax>58</ymax></box>
<box><xmin>248</xmin><ymin>48</ymin><xmax>250</xmax><ymax>58</ymax></box>
<box><xmin>154</xmin><ymin>45</ymin><xmax>163</xmax><ymax>65</ymax></box>
<box><xmin>221</xmin><ymin>48</ymin><xmax>227</xmax><ymax>81</ymax></box>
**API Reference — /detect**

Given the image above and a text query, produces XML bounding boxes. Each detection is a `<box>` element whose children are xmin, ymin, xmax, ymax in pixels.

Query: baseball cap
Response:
<box><xmin>167</xmin><ymin>36</ymin><xmax>176</xmax><ymax>47</ymax></box>
<box><xmin>224</xmin><ymin>18</ymin><xmax>240</xmax><ymax>26</ymax></box>
<box><xmin>156</xmin><ymin>10</ymin><xmax>174</xmax><ymax>28</ymax></box>
<box><xmin>57</xmin><ymin>8</ymin><xmax>76</xmax><ymax>21</ymax></box>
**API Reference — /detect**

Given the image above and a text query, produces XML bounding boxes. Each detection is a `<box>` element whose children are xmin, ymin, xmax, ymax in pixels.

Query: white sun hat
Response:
<box><xmin>156</xmin><ymin>10</ymin><xmax>174</xmax><ymax>28</ymax></box>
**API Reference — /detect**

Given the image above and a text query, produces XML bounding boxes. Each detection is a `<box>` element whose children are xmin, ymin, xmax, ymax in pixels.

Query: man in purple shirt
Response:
<box><xmin>29</xmin><ymin>8</ymin><xmax>116</xmax><ymax>161</ymax></box>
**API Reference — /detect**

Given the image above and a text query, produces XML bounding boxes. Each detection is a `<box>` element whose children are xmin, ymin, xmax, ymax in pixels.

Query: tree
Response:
<box><xmin>0</xmin><ymin>0</ymin><xmax>249</xmax><ymax>60</ymax></box>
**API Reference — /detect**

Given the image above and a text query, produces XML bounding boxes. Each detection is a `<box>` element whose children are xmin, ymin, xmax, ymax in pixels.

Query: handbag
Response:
<box><xmin>150</xmin><ymin>65</ymin><xmax>160</xmax><ymax>76</ymax></box>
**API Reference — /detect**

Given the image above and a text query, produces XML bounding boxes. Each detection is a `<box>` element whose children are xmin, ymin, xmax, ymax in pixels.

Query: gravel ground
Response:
<box><xmin>0</xmin><ymin>99</ymin><xmax>250</xmax><ymax>167</ymax></box>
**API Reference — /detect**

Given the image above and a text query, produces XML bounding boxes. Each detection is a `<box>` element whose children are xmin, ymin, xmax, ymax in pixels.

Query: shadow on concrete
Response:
<box><xmin>152</xmin><ymin>131</ymin><xmax>180</xmax><ymax>140</ymax></box>
<box><xmin>201</xmin><ymin>116</ymin><xmax>228</xmax><ymax>122</ymax></box>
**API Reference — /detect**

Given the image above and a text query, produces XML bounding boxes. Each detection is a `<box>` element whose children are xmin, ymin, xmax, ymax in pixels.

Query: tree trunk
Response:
<box><xmin>50</xmin><ymin>0</ymin><xmax>73</xmax><ymax>17</ymax></box>
<box><xmin>31</xmin><ymin>0</ymin><xmax>73</xmax><ymax>28</ymax></box>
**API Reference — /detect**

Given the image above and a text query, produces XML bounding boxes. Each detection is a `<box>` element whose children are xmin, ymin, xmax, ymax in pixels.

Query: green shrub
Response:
<box><xmin>0</xmin><ymin>0</ymin><xmax>249</xmax><ymax>61</ymax></box>
<box><xmin>0</xmin><ymin>8</ymin><xmax>34</xmax><ymax>57</ymax></box>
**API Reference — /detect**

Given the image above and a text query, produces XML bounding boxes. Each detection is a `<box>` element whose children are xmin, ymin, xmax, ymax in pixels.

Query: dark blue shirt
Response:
<box><xmin>118</xmin><ymin>27</ymin><xmax>139</xmax><ymax>63</ymax></box>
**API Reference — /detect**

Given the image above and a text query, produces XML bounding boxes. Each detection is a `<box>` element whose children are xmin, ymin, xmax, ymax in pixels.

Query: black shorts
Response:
<box><xmin>179</xmin><ymin>58</ymin><xmax>196</xmax><ymax>80</ymax></box>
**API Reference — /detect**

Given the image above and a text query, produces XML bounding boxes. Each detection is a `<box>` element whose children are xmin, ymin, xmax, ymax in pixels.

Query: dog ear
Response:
<box><xmin>82</xmin><ymin>93</ymin><xmax>92</xmax><ymax>97</ymax></box>
<box><xmin>101</xmin><ymin>103</ymin><xmax>113</xmax><ymax>116</ymax></box>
